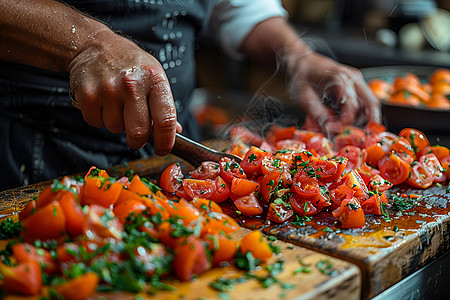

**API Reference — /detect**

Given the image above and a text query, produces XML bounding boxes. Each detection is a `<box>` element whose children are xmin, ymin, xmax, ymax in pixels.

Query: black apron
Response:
<box><xmin>0</xmin><ymin>0</ymin><xmax>213</xmax><ymax>190</ymax></box>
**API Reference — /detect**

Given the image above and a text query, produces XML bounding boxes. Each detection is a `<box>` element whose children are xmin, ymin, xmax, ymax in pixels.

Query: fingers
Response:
<box><xmin>144</xmin><ymin>67</ymin><xmax>177</xmax><ymax>155</ymax></box>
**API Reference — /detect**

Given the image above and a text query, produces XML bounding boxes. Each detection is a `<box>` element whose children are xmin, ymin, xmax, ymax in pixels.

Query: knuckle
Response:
<box><xmin>127</xmin><ymin>126</ymin><xmax>151</xmax><ymax>141</ymax></box>
<box><xmin>156</xmin><ymin>115</ymin><xmax>177</xmax><ymax>131</ymax></box>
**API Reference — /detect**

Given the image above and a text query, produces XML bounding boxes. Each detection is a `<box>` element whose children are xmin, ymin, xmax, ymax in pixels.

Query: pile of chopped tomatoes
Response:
<box><xmin>0</xmin><ymin>167</ymin><xmax>276</xmax><ymax>299</ymax></box>
<box><xmin>368</xmin><ymin>68</ymin><xmax>450</xmax><ymax>109</ymax></box>
<box><xmin>160</xmin><ymin>122</ymin><xmax>450</xmax><ymax>230</ymax></box>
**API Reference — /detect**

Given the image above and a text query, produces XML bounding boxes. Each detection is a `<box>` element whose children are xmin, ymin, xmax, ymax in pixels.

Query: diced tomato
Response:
<box><xmin>329</xmin><ymin>184</ymin><xmax>354</xmax><ymax>210</ymax></box>
<box><xmin>378</xmin><ymin>154</ymin><xmax>410</xmax><ymax>185</ymax></box>
<box><xmin>390</xmin><ymin>137</ymin><xmax>415</xmax><ymax>160</ymax></box>
<box><xmin>231</xmin><ymin>177</ymin><xmax>259</xmax><ymax>197</ymax></box>
<box><xmin>0</xmin><ymin>261</ymin><xmax>42</xmax><ymax>296</ymax></box>
<box><xmin>420</xmin><ymin>153</ymin><xmax>447</xmax><ymax>183</ymax></box>
<box><xmin>368</xmin><ymin>174</ymin><xmax>393</xmax><ymax>193</ymax></box>
<box><xmin>239</xmin><ymin>230</ymin><xmax>273</xmax><ymax>262</ymax></box>
<box><xmin>290</xmin><ymin>193</ymin><xmax>321</xmax><ymax>217</ymax></box>
<box><xmin>334</xmin><ymin>126</ymin><xmax>367</xmax><ymax>150</ymax></box>
<box><xmin>81</xmin><ymin>177</ymin><xmax>122</xmax><ymax>208</ymax></box>
<box><xmin>259</xmin><ymin>170</ymin><xmax>282</xmax><ymax>203</ymax></box>
<box><xmin>113</xmin><ymin>198</ymin><xmax>147</xmax><ymax>225</ymax></box>
<box><xmin>337</xmin><ymin>145</ymin><xmax>364</xmax><ymax>172</ymax></box>
<box><xmin>173</xmin><ymin>238</ymin><xmax>211</xmax><ymax>281</ymax></box>
<box><xmin>53</xmin><ymin>273</ymin><xmax>99</xmax><ymax>300</ymax></box>
<box><xmin>265</xmin><ymin>125</ymin><xmax>296</xmax><ymax>144</ymax></box>
<box><xmin>12</xmin><ymin>243</ymin><xmax>57</xmax><ymax>274</ymax></box>
<box><xmin>306</xmin><ymin>135</ymin><xmax>334</xmax><ymax>157</ymax></box>
<box><xmin>166</xmin><ymin>199</ymin><xmax>201</xmax><ymax>226</ymax></box>
<box><xmin>275</xmin><ymin>139</ymin><xmax>306</xmax><ymax>151</ymax></box>
<box><xmin>266</xmin><ymin>190</ymin><xmax>294</xmax><ymax>223</ymax></box>
<box><xmin>332</xmin><ymin>197</ymin><xmax>365</xmax><ymax>229</ymax></box>
<box><xmin>203</xmin><ymin>211</ymin><xmax>240</xmax><ymax>235</ymax></box>
<box><xmin>407</xmin><ymin>161</ymin><xmax>434</xmax><ymax>189</ymax></box>
<box><xmin>329</xmin><ymin>170</ymin><xmax>369</xmax><ymax>202</ymax></box>
<box><xmin>190</xmin><ymin>161</ymin><xmax>221</xmax><ymax>180</ymax></box>
<box><xmin>22</xmin><ymin>201</ymin><xmax>66</xmax><ymax>242</ymax></box>
<box><xmin>233</xmin><ymin>193</ymin><xmax>264</xmax><ymax>217</ymax></box>
<box><xmin>423</xmin><ymin>145</ymin><xmax>450</xmax><ymax>163</ymax></box>
<box><xmin>206</xmin><ymin>234</ymin><xmax>238</xmax><ymax>266</ymax></box>
<box><xmin>159</xmin><ymin>163</ymin><xmax>184</xmax><ymax>194</ymax></box>
<box><xmin>84</xmin><ymin>204</ymin><xmax>123</xmax><ymax>240</ymax></box>
<box><xmin>364</xmin><ymin>143</ymin><xmax>385</xmax><ymax>167</ymax></box>
<box><xmin>261</xmin><ymin>156</ymin><xmax>285</xmax><ymax>175</ymax></box>
<box><xmin>190</xmin><ymin>197</ymin><xmax>223</xmax><ymax>213</ymax></box>
<box><xmin>209</xmin><ymin>176</ymin><xmax>230</xmax><ymax>203</ymax></box>
<box><xmin>292</xmin><ymin>169</ymin><xmax>321</xmax><ymax>199</ymax></box>
<box><xmin>240</xmin><ymin>146</ymin><xmax>272</xmax><ymax>177</ymax></box>
<box><xmin>365</xmin><ymin>121</ymin><xmax>386</xmax><ymax>136</ymax></box>
<box><xmin>228</xmin><ymin>125</ymin><xmax>263</xmax><ymax>146</ymax></box>
<box><xmin>182</xmin><ymin>178</ymin><xmax>217</xmax><ymax>200</ymax></box>
<box><xmin>294</xmin><ymin>151</ymin><xmax>347</xmax><ymax>183</ymax></box>
<box><xmin>399</xmin><ymin>128</ymin><xmax>430</xmax><ymax>156</ymax></box>
<box><xmin>219</xmin><ymin>156</ymin><xmax>247</xmax><ymax>184</ymax></box>
<box><xmin>59</xmin><ymin>191</ymin><xmax>86</xmax><ymax>237</ymax></box>
<box><xmin>361</xmin><ymin>193</ymin><xmax>383</xmax><ymax>215</ymax></box>
<box><xmin>128</xmin><ymin>174</ymin><xmax>151</xmax><ymax>196</ymax></box>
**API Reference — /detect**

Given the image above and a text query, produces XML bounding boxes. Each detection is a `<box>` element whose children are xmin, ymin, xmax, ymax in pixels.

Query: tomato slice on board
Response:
<box><xmin>239</xmin><ymin>230</ymin><xmax>273</xmax><ymax>262</ymax></box>
<box><xmin>231</xmin><ymin>177</ymin><xmax>260</xmax><ymax>197</ymax></box>
<box><xmin>233</xmin><ymin>193</ymin><xmax>264</xmax><ymax>217</ymax></box>
<box><xmin>159</xmin><ymin>163</ymin><xmax>184</xmax><ymax>194</ymax></box>
<box><xmin>334</xmin><ymin>125</ymin><xmax>367</xmax><ymax>150</ymax></box>
<box><xmin>292</xmin><ymin>169</ymin><xmax>321</xmax><ymax>199</ymax></box>
<box><xmin>259</xmin><ymin>169</ymin><xmax>282</xmax><ymax>203</ymax></box>
<box><xmin>173</xmin><ymin>238</ymin><xmax>211</xmax><ymax>281</ymax></box>
<box><xmin>378</xmin><ymin>154</ymin><xmax>411</xmax><ymax>186</ymax></box>
<box><xmin>189</xmin><ymin>161</ymin><xmax>220</xmax><ymax>180</ymax></box>
<box><xmin>190</xmin><ymin>197</ymin><xmax>224</xmax><ymax>214</ymax></box>
<box><xmin>240</xmin><ymin>146</ymin><xmax>272</xmax><ymax>177</ymax></box>
<box><xmin>290</xmin><ymin>193</ymin><xmax>322</xmax><ymax>217</ymax></box>
<box><xmin>59</xmin><ymin>190</ymin><xmax>86</xmax><ymax>237</ymax></box>
<box><xmin>332</xmin><ymin>197</ymin><xmax>365</xmax><ymax>229</ymax></box>
<box><xmin>407</xmin><ymin>161</ymin><xmax>434</xmax><ymax>189</ymax></box>
<box><xmin>182</xmin><ymin>178</ymin><xmax>217</xmax><ymax>200</ymax></box>
<box><xmin>361</xmin><ymin>193</ymin><xmax>383</xmax><ymax>215</ymax></box>
<box><xmin>21</xmin><ymin>201</ymin><xmax>67</xmax><ymax>243</ymax></box>
<box><xmin>399</xmin><ymin>128</ymin><xmax>430</xmax><ymax>156</ymax></box>
<box><xmin>0</xmin><ymin>261</ymin><xmax>42</xmax><ymax>296</ymax></box>
<box><xmin>81</xmin><ymin>177</ymin><xmax>122</xmax><ymax>208</ymax></box>
<box><xmin>54</xmin><ymin>273</ymin><xmax>99</xmax><ymax>300</ymax></box>
<box><xmin>219</xmin><ymin>156</ymin><xmax>247</xmax><ymax>184</ymax></box>
<box><xmin>337</xmin><ymin>145</ymin><xmax>364</xmax><ymax>172</ymax></box>
<box><xmin>113</xmin><ymin>198</ymin><xmax>147</xmax><ymax>225</ymax></box>
<box><xmin>209</xmin><ymin>176</ymin><xmax>230</xmax><ymax>203</ymax></box>
<box><xmin>364</xmin><ymin>143</ymin><xmax>385</xmax><ymax>167</ymax></box>
<box><xmin>420</xmin><ymin>153</ymin><xmax>447</xmax><ymax>183</ymax></box>
<box><xmin>368</xmin><ymin>174</ymin><xmax>393</xmax><ymax>193</ymax></box>
<box><xmin>329</xmin><ymin>170</ymin><xmax>369</xmax><ymax>203</ymax></box>
<box><xmin>390</xmin><ymin>137</ymin><xmax>415</xmax><ymax>160</ymax></box>
<box><xmin>12</xmin><ymin>243</ymin><xmax>57</xmax><ymax>275</ymax></box>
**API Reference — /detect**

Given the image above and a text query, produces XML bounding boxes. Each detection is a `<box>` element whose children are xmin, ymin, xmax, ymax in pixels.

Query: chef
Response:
<box><xmin>0</xmin><ymin>0</ymin><xmax>380</xmax><ymax>191</ymax></box>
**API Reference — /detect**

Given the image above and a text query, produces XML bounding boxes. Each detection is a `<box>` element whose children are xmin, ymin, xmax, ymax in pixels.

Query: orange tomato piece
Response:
<box><xmin>81</xmin><ymin>177</ymin><xmax>122</xmax><ymax>208</ymax></box>
<box><xmin>128</xmin><ymin>174</ymin><xmax>152</xmax><ymax>196</ymax></box>
<box><xmin>368</xmin><ymin>78</ymin><xmax>392</xmax><ymax>101</ymax></box>
<box><xmin>399</xmin><ymin>128</ymin><xmax>430</xmax><ymax>156</ymax></box>
<box><xmin>59</xmin><ymin>191</ymin><xmax>86</xmax><ymax>237</ymax></box>
<box><xmin>239</xmin><ymin>230</ymin><xmax>273</xmax><ymax>262</ymax></box>
<box><xmin>407</xmin><ymin>161</ymin><xmax>434</xmax><ymax>189</ymax></box>
<box><xmin>0</xmin><ymin>261</ymin><xmax>42</xmax><ymax>296</ymax></box>
<box><xmin>361</xmin><ymin>194</ymin><xmax>382</xmax><ymax>215</ymax></box>
<box><xmin>364</xmin><ymin>143</ymin><xmax>385</xmax><ymax>167</ymax></box>
<box><xmin>22</xmin><ymin>201</ymin><xmax>66</xmax><ymax>242</ymax></box>
<box><xmin>190</xmin><ymin>197</ymin><xmax>224</xmax><ymax>214</ymax></box>
<box><xmin>53</xmin><ymin>273</ymin><xmax>99</xmax><ymax>300</ymax></box>
<box><xmin>378</xmin><ymin>154</ymin><xmax>410</xmax><ymax>186</ymax></box>
<box><xmin>332</xmin><ymin>197</ymin><xmax>365</xmax><ymax>229</ymax></box>
<box><xmin>182</xmin><ymin>178</ymin><xmax>217</xmax><ymax>200</ymax></box>
<box><xmin>209</xmin><ymin>176</ymin><xmax>230</xmax><ymax>203</ymax></box>
<box><xmin>173</xmin><ymin>238</ymin><xmax>211</xmax><ymax>281</ymax></box>
<box><xmin>12</xmin><ymin>243</ymin><xmax>57</xmax><ymax>275</ymax></box>
<box><xmin>231</xmin><ymin>177</ymin><xmax>259</xmax><ymax>197</ymax></box>
<box><xmin>233</xmin><ymin>193</ymin><xmax>264</xmax><ymax>217</ymax></box>
<box><xmin>113</xmin><ymin>198</ymin><xmax>147</xmax><ymax>225</ymax></box>
<box><xmin>159</xmin><ymin>163</ymin><xmax>184</xmax><ymax>194</ymax></box>
<box><xmin>240</xmin><ymin>146</ymin><xmax>273</xmax><ymax>177</ymax></box>
<box><xmin>205</xmin><ymin>234</ymin><xmax>239</xmax><ymax>266</ymax></box>
<box><xmin>259</xmin><ymin>169</ymin><xmax>281</xmax><ymax>203</ymax></box>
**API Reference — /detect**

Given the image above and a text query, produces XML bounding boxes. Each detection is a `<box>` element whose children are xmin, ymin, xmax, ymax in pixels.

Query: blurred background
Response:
<box><xmin>192</xmin><ymin>0</ymin><xmax>450</xmax><ymax>145</ymax></box>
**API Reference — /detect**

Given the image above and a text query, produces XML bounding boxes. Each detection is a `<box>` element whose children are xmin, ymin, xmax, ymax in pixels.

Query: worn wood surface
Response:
<box><xmin>0</xmin><ymin>154</ymin><xmax>361</xmax><ymax>300</ymax></box>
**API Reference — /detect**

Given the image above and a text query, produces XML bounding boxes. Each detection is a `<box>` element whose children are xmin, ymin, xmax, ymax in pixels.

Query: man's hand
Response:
<box><xmin>284</xmin><ymin>50</ymin><xmax>381</xmax><ymax>133</ymax></box>
<box><xmin>68</xmin><ymin>30</ymin><xmax>178</xmax><ymax>154</ymax></box>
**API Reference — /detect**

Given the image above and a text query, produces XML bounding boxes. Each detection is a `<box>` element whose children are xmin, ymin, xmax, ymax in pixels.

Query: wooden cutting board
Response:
<box><xmin>0</xmin><ymin>163</ymin><xmax>361</xmax><ymax>300</ymax></box>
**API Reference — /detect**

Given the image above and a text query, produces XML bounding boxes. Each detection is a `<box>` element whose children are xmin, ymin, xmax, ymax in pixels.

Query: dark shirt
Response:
<box><xmin>0</xmin><ymin>0</ymin><xmax>213</xmax><ymax>190</ymax></box>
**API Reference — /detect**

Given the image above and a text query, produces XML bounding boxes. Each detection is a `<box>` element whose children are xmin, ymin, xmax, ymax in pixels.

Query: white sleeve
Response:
<box><xmin>208</xmin><ymin>0</ymin><xmax>288</xmax><ymax>59</ymax></box>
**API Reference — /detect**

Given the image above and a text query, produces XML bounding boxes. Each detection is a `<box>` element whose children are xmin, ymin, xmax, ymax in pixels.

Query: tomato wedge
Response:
<box><xmin>407</xmin><ymin>161</ymin><xmax>434</xmax><ymax>189</ymax></box>
<box><xmin>209</xmin><ymin>176</ymin><xmax>230</xmax><ymax>203</ymax></box>
<box><xmin>378</xmin><ymin>154</ymin><xmax>410</xmax><ymax>185</ymax></box>
<box><xmin>190</xmin><ymin>161</ymin><xmax>220</xmax><ymax>180</ymax></box>
<box><xmin>290</xmin><ymin>193</ymin><xmax>321</xmax><ymax>216</ymax></box>
<box><xmin>219</xmin><ymin>157</ymin><xmax>246</xmax><ymax>184</ymax></box>
<box><xmin>160</xmin><ymin>163</ymin><xmax>184</xmax><ymax>194</ymax></box>
<box><xmin>231</xmin><ymin>177</ymin><xmax>259</xmax><ymax>197</ymax></box>
<box><xmin>420</xmin><ymin>153</ymin><xmax>447</xmax><ymax>183</ymax></box>
<box><xmin>332</xmin><ymin>197</ymin><xmax>365</xmax><ymax>229</ymax></box>
<box><xmin>54</xmin><ymin>273</ymin><xmax>99</xmax><ymax>300</ymax></box>
<box><xmin>399</xmin><ymin>128</ymin><xmax>430</xmax><ymax>156</ymax></box>
<box><xmin>234</xmin><ymin>193</ymin><xmax>264</xmax><ymax>217</ymax></box>
<box><xmin>173</xmin><ymin>238</ymin><xmax>211</xmax><ymax>281</ymax></box>
<box><xmin>182</xmin><ymin>178</ymin><xmax>217</xmax><ymax>200</ymax></box>
<box><xmin>292</xmin><ymin>169</ymin><xmax>321</xmax><ymax>199</ymax></box>
<box><xmin>259</xmin><ymin>169</ymin><xmax>281</xmax><ymax>203</ymax></box>
<box><xmin>240</xmin><ymin>146</ymin><xmax>272</xmax><ymax>177</ymax></box>
<box><xmin>0</xmin><ymin>261</ymin><xmax>42</xmax><ymax>296</ymax></box>
<box><xmin>240</xmin><ymin>230</ymin><xmax>273</xmax><ymax>262</ymax></box>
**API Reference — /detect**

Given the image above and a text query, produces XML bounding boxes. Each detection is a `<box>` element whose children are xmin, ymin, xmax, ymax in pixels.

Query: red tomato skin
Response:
<box><xmin>182</xmin><ymin>178</ymin><xmax>217</xmax><ymax>200</ymax></box>
<box><xmin>259</xmin><ymin>170</ymin><xmax>282</xmax><ymax>203</ymax></box>
<box><xmin>360</xmin><ymin>194</ymin><xmax>382</xmax><ymax>215</ymax></box>
<box><xmin>209</xmin><ymin>176</ymin><xmax>230</xmax><ymax>203</ymax></box>
<box><xmin>0</xmin><ymin>261</ymin><xmax>42</xmax><ymax>296</ymax></box>
<box><xmin>420</xmin><ymin>153</ymin><xmax>447</xmax><ymax>183</ymax></box>
<box><xmin>54</xmin><ymin>273</ymin><xmax>100</xmax><ymax>300</ymax></box>
<box><xmin>59</xmin><ymin>191</ymin><xmax>86</xmax><ymax>237</ymax></box>
<box><xmin>12</xmin><ymin>243</ymin><xmax>57</xmax><ymax>275</ymax></box>
<box><xmin>160</xmin><ymin>163</ymin><xmax>184</xmax><ymax>193</ymax></box>
<box><xmin>290</xmin><ymin>194</ymin><xmax>321</xmax><ymax>216</ymax></box>
<box><xmin>173</xmin><ymin>238</ymin><xmax>211</xmax><ymax>281</ymax></box>
<box><xmin>240</xmin><ymin>146</ymin><xmax>272</xmax><ymax>177</ymax></box>
<box><xmin>337</xmin><ymin>145</ymin><xmax>364</xmax><ymax>172</ymax></box>
<box><xmin>399</xmin><ymin>128</ymin><xmax>430</xmax><ymax>156</ymax></box>
<box><xmin>231</xmin><ymin>177</ymin><xmax>259</xmax><ymax>197</ymax></box>
<box><xmin>332</xmin><ymin>197</ymin><xmax>365</xmax><ymax>229</ymax></box>
<box><xmin>234</xmin><ymin>194</ymin><xmax>264</xmax><ymax>216</ymax></box>
<box><xmin>407</xmin><ymin>161</ymin><xmax>434</xmax><ymax>189</ymax></box>
<box><xmin>378</xmin><ymin>154</ymin><xmax>410</xmax><ymax>186</ymax></box>
<box><xmin>266</xmin><ymin>201</ymin><xmax>294</xmax><ymax>223</ymax></box>
<box><xmin>190</xmin><ymin>161</ymin><xmax>220</xmax><ymax>180</ymax></box>
<box><xmin>219</xmin><ymin>157</ymin><xmax>247</xmax><ymax>184</ymax></box>
<box><xmin>113</xmin><ymin>198</ymin><xmax>147</xmax><ymax>225</ymax></box>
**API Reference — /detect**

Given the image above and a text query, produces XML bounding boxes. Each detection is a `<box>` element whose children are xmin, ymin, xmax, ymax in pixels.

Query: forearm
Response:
<box><xmin>0</xmin><ymin>0</ymin><xmax>111</xmax><ymax>72</ymax></box>
<box><xmin>239</xmin><ymin>17</ymin><xmax>310</xmax><ymax>68</ymax></box>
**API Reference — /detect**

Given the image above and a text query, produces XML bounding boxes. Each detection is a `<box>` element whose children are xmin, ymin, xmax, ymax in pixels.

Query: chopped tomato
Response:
<box><xmin>231</xmin><ymin>177</ymin><xmax>259</xmax><ymax>197</ymax></box>
<box><xmin>420</xmin><ymin>153</ymin><xmax>447</xmax><ymax>183</ymax></box>
<box><xmin>306</xmin><ymin>135</ymin><xmax>334</xmax><ymax>157</ymax></box>
<box><xmin>190</xmin><ymin>197</ymin><xmax>223</xmax><ymax>214</ymax></box>
<box><xmin>59</xmin><ymin>191</ymin><xmax>85</xmax><ymax>237</ymax></box>
<box><xmin>113</xmin><ymin>198</ymin><xmax>146</xmax><ymax>225</ymax></box>
<box><xmin>22</xmin><ymin>201</ymin><xmax>66</xmax><ymax>242</ymax></box>
<box><xmin>81</xmin><ymin>177</ymin><xmax>122</xmax><ymax>208</ymax></box>
<box><xmin>207</xmin><ymin>234</ymin><xmax>238</xmax><ymax>266</ymax></box>
<box><xmin>275</xmin><ymin>139</ymin><xmax>306</xmax><ymax>151</ymax></box>
<box><xmin>329</xmin><ymin>170</ymin><xmax>369</xmax><ymax>202</ymax></box>
<box><xmin>159</xmin><ymin>163</ymin><xmax>184</xmax><ymax>194</ymax></box>
<box><xmin>234</xmin><ymin>193</ymin><xmax>264</xmax><ymax>217</ymax></box>
<box><xmin>407</xmin><ymin>161</ymin><xmax>434</xmax><ymax>189</ymax></box>
<box><xmin>399</xmin><ymin>128</ymin><xmax>430</xmax><ymax>156</ymax></box>
<box><xmin>329</xmin><ymin>184</ymin><xmax>354</xmax><ymax>209</ymax></box>
<box><xmin>219</xmin><ymin>156</ymin><xmax>246</xmax><ymax>184</ymax></box>
<box><xmin>182</xmin><ymin>178</ymin><xmax>216</xmax><ymax>200</ymax></box>
<box><xmin>332</xmin><ymin>197</ymin><xmax>365</xmax><ymax>229</ymax></box>
<box><xmin>273</xmin><ymin>149</ymin><xmax>295</xmax><ymax>164</ymax></box>
<box><xmin>378</xmin><ymin>154</ymin><xmax>410</xmax><ymax>185</ymax></box>
<box><xmin>290</xmin><ymin>193</ymin><xmax>321</xmax><ymax>216</ymax></box>
<box><xmin>423</xmin><ymin>145</ymin><xmax>450</xmax><ymax>163</ymax></box>
<box><xmin>334</xmin><ymin>125</ymin><xmax>367</xmax><ymax>150</ymax></box>
<box><xmin>368</xmin><ymin>174</ymin><xmax>393</xmax><ymax>193</ymax></box>
<box><xmin>12</xmin><ymin>243</ymin><xmax>57</xmax><ymax>275</ymax></box>
<box><xmin>361</xmin><ymin>193</ymin><xmax>383</xmax><ymax>215</ymax></box>
<box><xmin>166</xmin><ymin>199</ymin><xmax>201</xmax><ymax>226</ymax></box>
<box><xmin>240</xmin><ymin>146</ymin><xmax>272</xmax><ymax>177</ymax></box>
<box><xmin>0</xmin><ymin>261</ymin><xmax>42</xmax><ymax>296</ymax></box>
<box><xmin>53</xmin><ymin>273</ymin><xmax>99</xmax><ymax>300</ymax></box>
<box><xmin>365</xmin><ymin>121</ymin><xmax>386</xmax><ymax>136</ymax></box>
<box><xmin>203</xmin><ymin>211</ymin><xmax>240</xmax><ymax>235</ymax></box>
<box><xmin>239</xmin><ymin>230</ymin><xmax>273</xmax><ymax>262</ymax></box>
<box><xmin>209</xmin><ymin>176</ymin><xmax>230</xmax><ymax>203</ymax></box>
<box><xmin>292</xmin><ymin>169</ymin><xmax>321</xmax><ymax>199</ymax></box>
<box><xmin>128</xmin><ymin>174</ymin><xmax>152</xmax><ymax>196</ymax></box>
<box><xmin>368</xmin><ymin>79</ymin><xmax>392</xmax><ymax>101</ymax></box>
<box><xmin>390</xmin><ymin>137</ymin><xmax>415</xmax><ymax>160</ymax></box>
<box><xmin>190</xmin><ymin>161</ymin><xmax>220</xmax><ymax>180</ymax></box>
<box><xmin>173</xmin><ymin>238</ymin><xmax>211</xmax><ymax>281</ymax></box>
<box><xmin>337</xmin><ymin>145</ymin><xmax>364</xmax><ymax>172</ymax></box>
<box><xmin>265</xmin><ymin>125</ymin><xmax>296</xmax><ymax>144</ymax></box>
<box><xmin>259</xmin><ymin>169</ymin><xmax>281</xmax><ymax>203</ymax></box>
<box><xmin>364</xmin><ymin>143</ymin><xmax>385</xmax><ymax>167</ymax></box>
<box><xmin>84</xmin><ymin>204</ymin><xmax>123</xmax><ymax>240</ymax></box>
<box><xmin>295</xmin><ymin>151</ymin><xmax>347</xmax><ymax>183</ymax></box>
<box><xmin>267</xmin><ymin>191</ymin><xmax>294</xmax><ymax>223</ymax></box>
